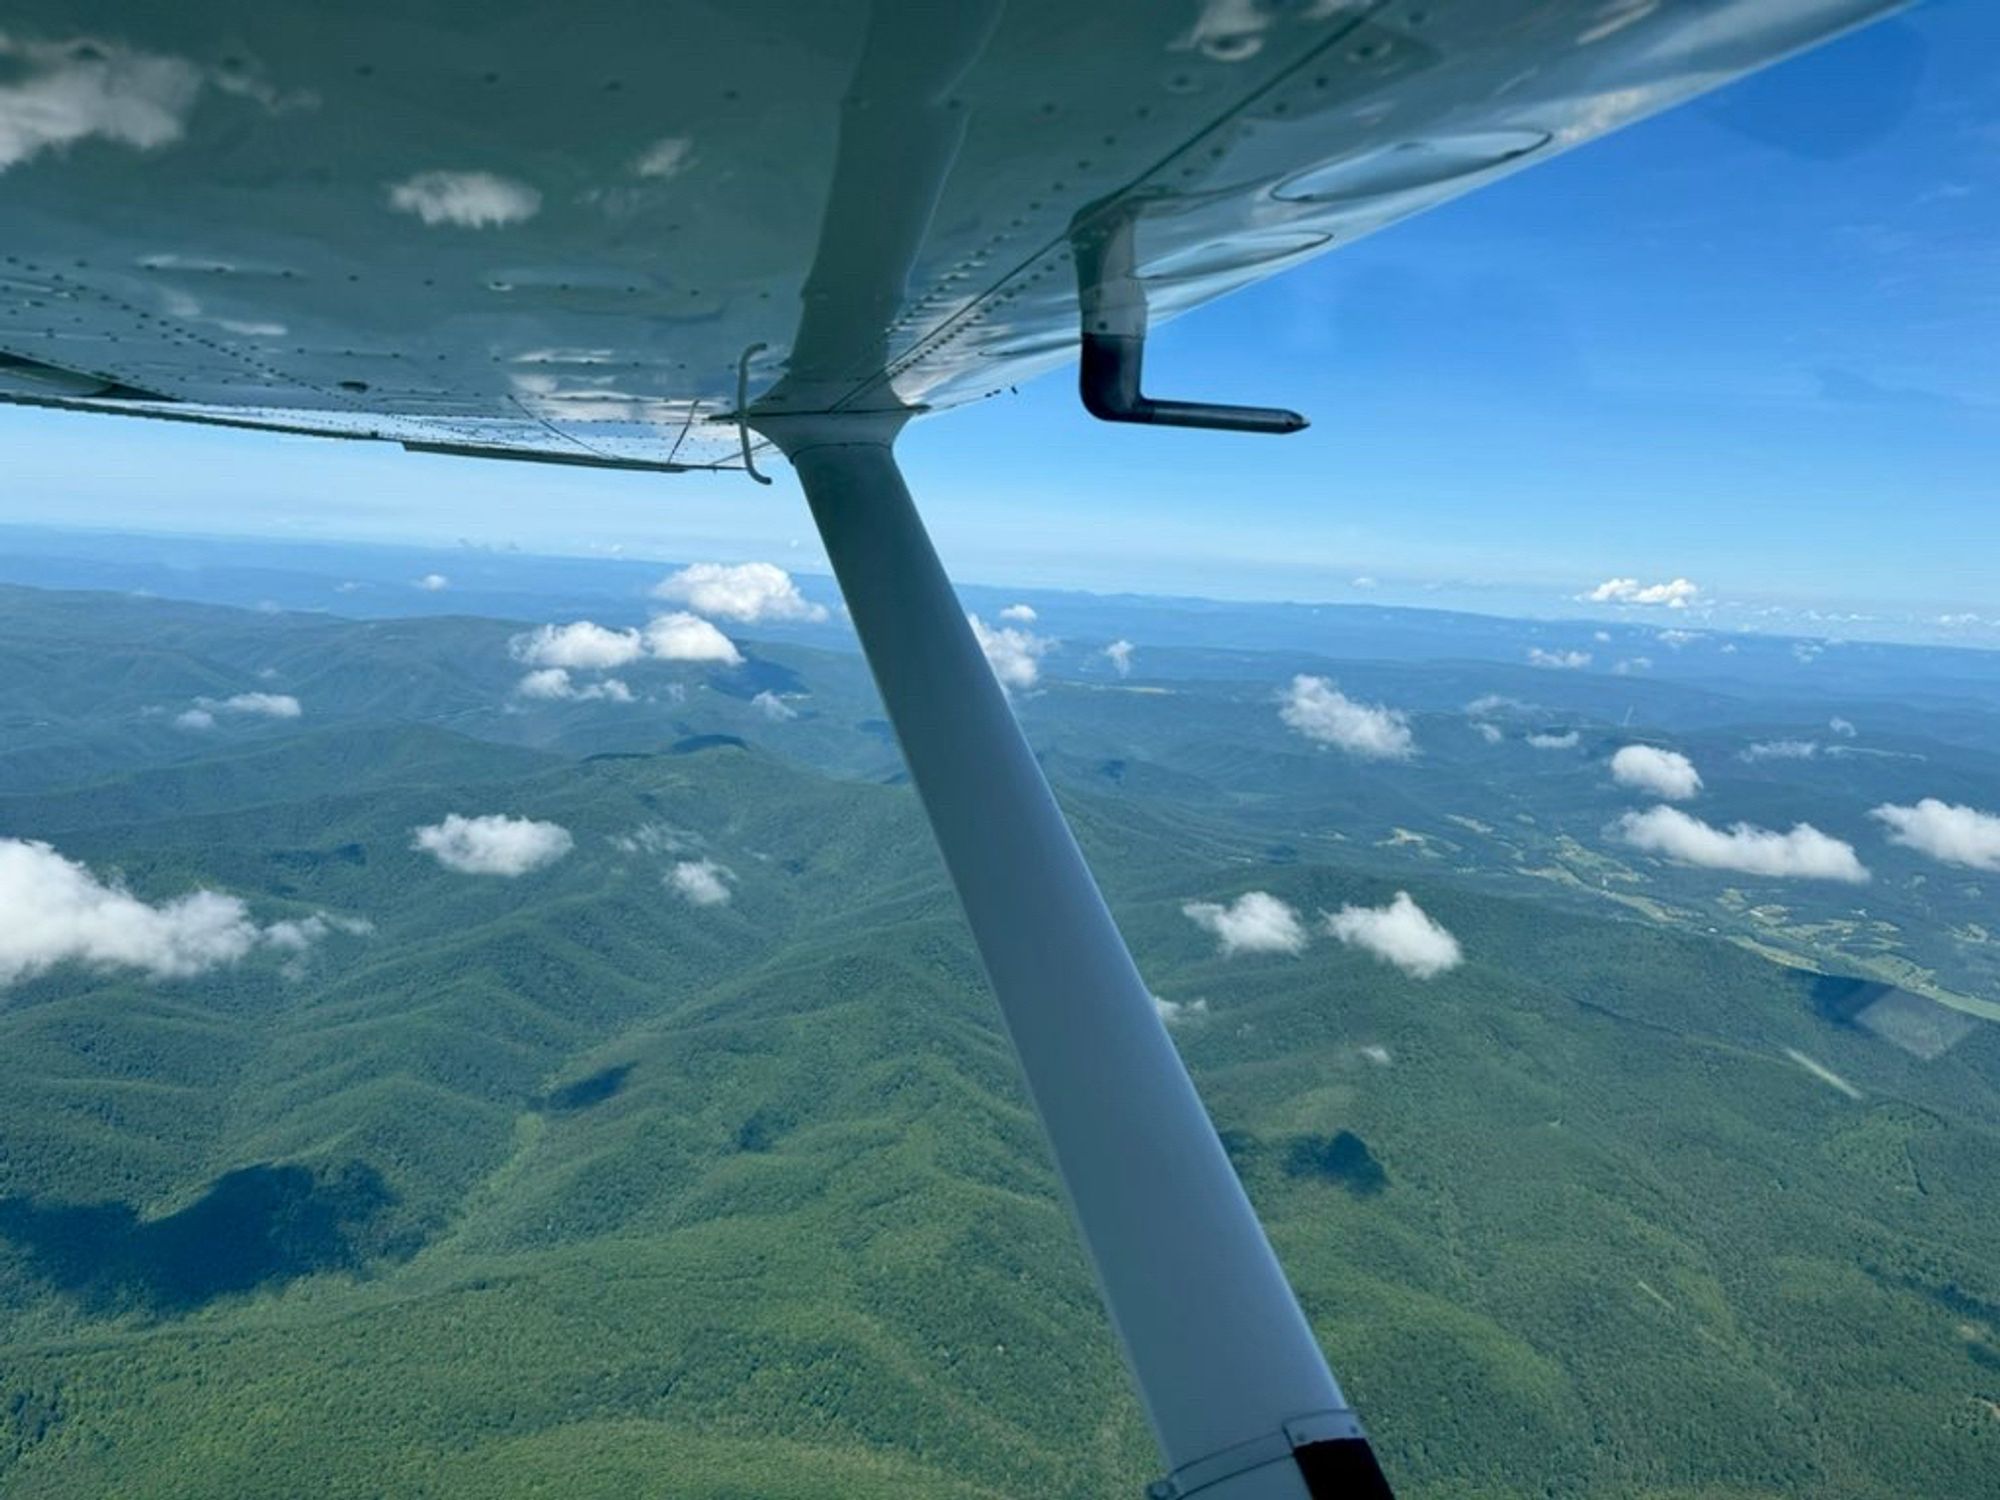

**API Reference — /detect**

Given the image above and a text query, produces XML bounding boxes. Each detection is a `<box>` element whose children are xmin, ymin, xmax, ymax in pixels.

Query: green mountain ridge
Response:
<box><xmin>2</xmin><ymin>587</ymin><xmax>1996</xmax><ymax>1497</ymax></box>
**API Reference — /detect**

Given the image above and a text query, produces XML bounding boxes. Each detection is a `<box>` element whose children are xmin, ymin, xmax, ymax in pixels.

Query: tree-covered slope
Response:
<box><xmin>2</xmin><ymin>587</ymin><xmax>1995</xmax><ymax>1498</ymax></box>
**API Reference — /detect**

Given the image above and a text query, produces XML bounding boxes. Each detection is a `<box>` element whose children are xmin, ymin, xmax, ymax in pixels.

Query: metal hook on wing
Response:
<box><xmin>735</xmin><ymin>343</ymin><xmax>774</xmax><ymax>484</ymax></box>
<box><xmin>1070</xmin><ymin>203</ymin><xmax>1307</xmax><ymax>435</ymax></box>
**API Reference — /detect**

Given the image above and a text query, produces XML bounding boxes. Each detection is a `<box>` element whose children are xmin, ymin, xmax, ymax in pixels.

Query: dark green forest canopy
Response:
<box><xmin>1</xmin><ymin>586</ymin><xmax>1997</xmax><ymax>1498</ymax></box>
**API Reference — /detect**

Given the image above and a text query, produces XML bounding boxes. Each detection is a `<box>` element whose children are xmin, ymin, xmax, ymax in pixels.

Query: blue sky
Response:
<box><xmin>2</xmin><ymin>1</ymin><xmax>1993</xmax><ymax>645</ymax></box>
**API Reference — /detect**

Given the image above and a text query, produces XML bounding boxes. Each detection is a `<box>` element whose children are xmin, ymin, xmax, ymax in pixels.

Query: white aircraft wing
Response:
<box><xmin>0</xmin><ymin>0</ymin><xmax>1896</xmax><ymax>471</ymax></box>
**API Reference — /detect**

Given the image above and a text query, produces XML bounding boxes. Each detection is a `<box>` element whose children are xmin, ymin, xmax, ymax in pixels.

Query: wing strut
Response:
<box><xmin>755</xmin><ymin>410</ymin><xmax>1391</xmax><ymax>1500</ymax></box>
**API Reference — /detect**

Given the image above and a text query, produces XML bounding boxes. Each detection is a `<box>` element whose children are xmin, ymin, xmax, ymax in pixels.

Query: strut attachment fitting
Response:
<box><xmin>1071</xmin><ymin>205</ymin><xmax>1307</xmax><ymax>435</ymax></box>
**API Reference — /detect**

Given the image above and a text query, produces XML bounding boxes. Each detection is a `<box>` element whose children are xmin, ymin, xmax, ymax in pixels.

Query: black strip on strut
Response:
<box><xmin>1292</xmin><ymin>1437</ymin><xmax>1396</xmax><ymax>1498</ymax></box>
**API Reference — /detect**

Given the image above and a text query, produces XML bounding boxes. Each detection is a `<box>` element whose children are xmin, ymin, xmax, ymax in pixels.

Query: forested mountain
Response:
<box><xmin>2</xmin><ymin>584</ymin><xmax>1995</xmax><ymax>1498</ymax></box>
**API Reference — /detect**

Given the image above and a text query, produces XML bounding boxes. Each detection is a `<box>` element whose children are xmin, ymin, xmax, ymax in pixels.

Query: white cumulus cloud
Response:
<box><xmin>215</xmin><ymin>691</ymin><xmax>300</xmax><ymax>718</ymax></box>
<box><xmin>1586</xmin><ymin>577</ymin><xmax>1699</xmax><ymax>609</ymax></box>
<box><xmin>998</xmin><ymin>603</ymin><xmax>1038</xmax><ymax>623</ymax></box>
<box><xmin>514</xmin><ymin>668</ymin><xmax>633</xmax><ymax>703</ymax></box>
<box><xmin>511</xmin><ymin>621</ymin><xmax>644</xmax><ymax>670</ymax></box>
<box><xmin>412</xmin><ymin>814</ymin><xmax>573</xmax><ymax>876</ymax></box>
<box><xmin>1323</xmin><ymin>891</ymin><xmax>1462</xmax><ymax>979</ymax></box>
<box><xmin>1742</xmin><ymin>739</ymin><xmax>1819</xmax><ymax>762</ymax></box>
<box><xmin>1154</xmin><ymin>994</ymin><xmax>1210</xmax><ymax>1025</ymax></box>
<box><xmin>1526</xmin><ymin>731</ymin><xmax>1579</xmax><ymax>750</ymax></box>
<box><xmin>668</xmin><ymin>858</ymin><xmax>735</xmax><ymax>906</ymax></box>
<box><xmin>969</xmin><ymin>614</ymin><xmax>1053</xmax><ymax>691</ymax></box>
<box><xmin>416</xmin><ymin>572</ymin><xmax>450</xmax><ymax>591</ymax></box>
<box><xmin>1528</xmin><ymin>648</ymin><xmax>1592</xmax><ymax>670</ymax></box>
<box><xmin>175</xmin><ymin>691</ymin><xmax>301</xmax><ymax>727</ymax></box>
<box><xmin>750</xmin><ymin>690</ymin><xmax>797</xmax><ymax>721</ymax></box>
<box><xmin>387</xmin><ymin>170</ymin><xmax>540</xmax><ymax>228</ymax></box>
<box><xmin>643</xmin><ymin>612</ymin><xmax>743</xmax><ymax>664</ymax></box>
<box><xmin>1104</xmin><ymin>639</ymin><xmax>1134</xmax><ymax>677</ymax></box>
<box><xmin>1279</xmin><ymin>675</ymin><xmax>1413</xmax><ymax>759</ymax></box>
<box><xmin>1182</xmin><ymin>892</ymin><xmax>1308</xmax><ymax>956</ymax></box>
<box><xmin>1610</xmin><ymin>745</ymin><xmax>1702</xmax><ymax>800</ymax></box>
<box><xmin>1616</xmin><ymin>806</ymin><xmax>1868</xmax><ymax>882</ymax></box>
<box><xmin>652</xmin><ymin>562</ymin><xmax>826</xmax><ymax>623</ymax></box>
<box><xmin>0</xmin><ymin>839</ymin><xmax>344</xmax><ymax>987</ymax></box>
<box><xmin>1870</xmin><ymin>799</ymin><xmax>2000</xmax><ymax>872</ymax></box>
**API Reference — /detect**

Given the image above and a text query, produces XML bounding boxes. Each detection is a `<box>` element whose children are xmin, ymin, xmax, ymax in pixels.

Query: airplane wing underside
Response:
<box><xmin>0</xmin><ymin>0</ymin><xmax>1896</xmax><ymax>473</ymax></box>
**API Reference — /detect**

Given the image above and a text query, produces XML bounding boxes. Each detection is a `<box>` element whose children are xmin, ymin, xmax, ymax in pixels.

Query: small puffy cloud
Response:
<box><xmin>668</xmin><ymin>858</ymin><xmax>734</xmax><ymax>906</ymax></box>
<box><xmin>1323</xmin><ymin>891</ymin><xmax>1462</xmax><ymax>979</ymax></box>
<box><xmin>387</xmin><ymin>170</ymin><xmax>540</xmax><ymax>228</ymax></box>
<box><xmin>416</xmin><ymin>572</ymin><xmax>450</xmax><ymax>591</ymax></box>
<box><xmin>176</xmin><ymin>692</ymin><xmax>301</xmax><ymax>727</ymax></box>
<box><xmin>1104</xmin><ymin>639</ymin><xmax>1134</xmax><ymax>677</ymax></box>
<box><xmin>1613</xmin><ymin>656</ymin><xmax>1653</xmax><ymax>675</ymax></box>
<box><xmin>1350</xmin><ymin>576</ymin><xmax>1378</xmax><ymax>590</ymax></box>
<box><xmin>515</xmin><ymin>668</ymin><xmax>571</xmax><ymax>701</ymax></box>
<box><xmin>998</xmin><ymin>603</ymin><xmax>1038</xmax><ymax>623</ymax></box>
<box><xmin>512</xmin><ymin>676</ymin><xmax>568</xmax><ymax>704</ymax></box>
<box><xmin>1182</xmin><ymin>892</ymin><xmax>1308</xmax><ymax>956</ymax></box>
<box><xmin>262</xmin><ymin>912</ymin><xmax>373</xmax><ymax>951</ymax></box>
<box><xmin>1611</xmin><ymin>745</ymin><xmax>1702</xmax><ymax>800</ymax></box>
<box><xmin>412</xmin><ymin>814</ymin><xmax>573</xmax><ymax>876</ymax></box>
<box><xmin>750</xmin><ymin>690</ymin><xmax>797</xmax><ymax>721</ymax></box>
<box><xmin>1829</xmin><ymin>716</ymin><xmax>1857</xmax><ymax>738</ymax></box>
<box><xmin>514</xmin><ymin>668</ymin><xmax>633</xmax><ymax>703</ymax></box>
<box><xmin>652</xmin><ymin>561</ymin><xmax>826</xmax><ymax>623</ymax></box>
<box><xmin>1657</xmin><ymin>629</ymin><xmax>1701</xmax><ymax>648</ymax></box>
<box><xmin>511</xmin><ymin>620</ymin><xmax>644</xmax><ymax>670</ymax></box>
<box><xmin>610</xmin><ymin>822</ymin><xmax>697</xmax><ymax>857</ymax></box>
<box><xmin>1742</xmin><ymin>739</ymin><xmax>1819</xmax><ymax>762</ymax></box>
<box><xmin>969</xmin><ymin>614</ymin><xmax>1052</xmax><ymax>691</ymax></box>
<box><xmin>1528</xmin><ymin>648</ymin><xmax>1591</xmax><ymax>670</ymax></box>
<box><xmin>1466</xmin><ymin>694</ymin><xmax>1530</xmax><ymax>717</ymax></box>
<box><xmin>1358</xmin><ymin>1043</ymin><xmax>1392</xmax><ymax>1066</ymax></box>
<box><xmin>1526</xmin><ymin>731</ymin><xmax>1579</xmax><ymax>750</ymax></box>
<box><xmin>1793</xmin><ymin>642</ymin><xmax>1823</xmax><ymax>665</ymax></box>
<box><xmin>215</xmin><ymin>691</ymin><xmax>300</xmax><ymax>719</ymax></box>
<box><xmin>1586</xmin><ymin>577</ymin><xmax>1699</xmax><ymax>609</ymax></box>
<box><xmin>1154</xmin><ymin>994</ymin><xmax>1210</xmax><ymax>1025</ymax></box>
<box><xmin>1280</xmin><ymin>675</ymin><xmax>1413</xmax><ymax>760</ymax></box>
<box><xmin>0</xmin><ymin>839</ymin><xmax>343</xmax><ymax>987</ymax></box>
<box><xmin>1870</xmin><ymin>799</ymin><xmax>2000</xmax><ymax>872</ymax></box>
<box><xmin>1472</xmin><ymin>721</ymin><xmax>1503</xmax><ymax>744</ymax></box>
<box><xmin>1616</xmin><ymin>806</ymin><xmax>1868</xmax><ymax>883</ymax></box>
<box><xmin>643</xmin><ymin>611</ymin><xmax>743</xmax><ymax>664</ymax></box>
